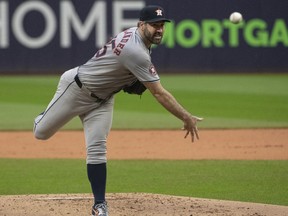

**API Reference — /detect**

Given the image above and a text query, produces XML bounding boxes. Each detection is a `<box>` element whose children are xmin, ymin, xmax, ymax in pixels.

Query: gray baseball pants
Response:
<box><xmin>33</xmin><ymin>67</ymin><xmax>114</xmax><ymax>164</ymax></box>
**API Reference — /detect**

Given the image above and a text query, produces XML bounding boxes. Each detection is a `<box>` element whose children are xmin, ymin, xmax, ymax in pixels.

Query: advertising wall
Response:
<box><xmin>0</xmin><ymin>0</ymin><xmax>287</xmax><ymax>74</ymax></box>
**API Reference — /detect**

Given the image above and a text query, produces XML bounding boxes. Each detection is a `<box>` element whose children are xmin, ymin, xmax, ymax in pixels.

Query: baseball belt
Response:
<box><xmin>74</xmin><ymin>74</ymin><xmax>104</xmax><ymax>103</ymax></box>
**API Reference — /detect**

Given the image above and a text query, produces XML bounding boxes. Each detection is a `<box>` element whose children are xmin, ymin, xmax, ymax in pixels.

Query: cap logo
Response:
<box><xmin>155</xmin><ymin>9</ymin><xmax>163</xmax><ymax>16</ymax></box>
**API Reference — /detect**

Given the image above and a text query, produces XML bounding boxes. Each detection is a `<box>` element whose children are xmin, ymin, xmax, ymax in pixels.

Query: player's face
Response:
<box><xmin>143</xmin><ymin>22</ymin><xmax>165</xmax><ymax>45</ymax></box>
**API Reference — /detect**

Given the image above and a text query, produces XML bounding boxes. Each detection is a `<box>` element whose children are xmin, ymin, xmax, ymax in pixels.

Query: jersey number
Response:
<box><xmin>95</xmin><ymin>38</ymin><xmax>116</xmax><ymax>58</ymax></box>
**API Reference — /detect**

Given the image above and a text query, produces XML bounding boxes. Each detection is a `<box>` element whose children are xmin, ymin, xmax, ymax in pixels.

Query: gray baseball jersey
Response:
<box><xmin>78</xmin><ymin>27</ymin><xmax>160</xmax><ymax>99</ymax></box>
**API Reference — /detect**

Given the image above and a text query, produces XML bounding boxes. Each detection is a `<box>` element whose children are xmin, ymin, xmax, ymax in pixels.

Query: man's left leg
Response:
<box><xmin>80</xmin><ymin>97</ymin><xmax>114</xmax><ymax>215</ymax></box>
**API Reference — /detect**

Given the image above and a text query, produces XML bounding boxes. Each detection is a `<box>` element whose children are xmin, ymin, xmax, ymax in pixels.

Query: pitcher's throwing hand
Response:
<box><xmin>183</xmin><ymin>115</ymin><xmax>204</xmax><ymax>142</ymax></box>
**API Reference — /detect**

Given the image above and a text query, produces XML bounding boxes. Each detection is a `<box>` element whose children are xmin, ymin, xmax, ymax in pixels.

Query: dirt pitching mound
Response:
<box><xmin>1</xmin><ymin>193</ymin><xmax>288</xmax><ymax>216</ymax></box>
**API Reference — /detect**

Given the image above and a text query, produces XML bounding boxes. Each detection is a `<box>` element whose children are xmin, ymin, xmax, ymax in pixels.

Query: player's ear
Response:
<box><xmin>138</xmin><ymin>21</ymin><xmax>145</xmax><ymax>29</ymax></box>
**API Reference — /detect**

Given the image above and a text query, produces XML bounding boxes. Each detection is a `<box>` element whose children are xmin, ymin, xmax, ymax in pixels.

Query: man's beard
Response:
<box><xmin>144</xmin><ymin>29</ymin><xmax>163</xmax><ymax>45</ymax></box>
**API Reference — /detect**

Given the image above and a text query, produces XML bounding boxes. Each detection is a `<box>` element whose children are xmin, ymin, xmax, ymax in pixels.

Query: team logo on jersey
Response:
<box><xmin>149</xmin><ymin>64</ymin><xmax>157</xmax><ymax>76</ymax></box>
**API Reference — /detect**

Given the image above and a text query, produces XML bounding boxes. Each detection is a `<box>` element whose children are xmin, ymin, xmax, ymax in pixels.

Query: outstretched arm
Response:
<box><xmin>143</xmin><ymin>81</ymin><xmax>203</xmax><ymax>142</ymax></box>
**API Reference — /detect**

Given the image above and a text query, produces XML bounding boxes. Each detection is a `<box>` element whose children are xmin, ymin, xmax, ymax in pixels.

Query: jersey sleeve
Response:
<box><xmin>119</xmin><ymin>47</ymin><xmax>160</xmax><ymax>82</ymax></box>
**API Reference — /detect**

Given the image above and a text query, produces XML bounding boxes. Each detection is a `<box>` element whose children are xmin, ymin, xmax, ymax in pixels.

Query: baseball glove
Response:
<box><xmin>123</xmin><ymin>80</ymin><xmax>147</xmax><ymax>95</ymax></box>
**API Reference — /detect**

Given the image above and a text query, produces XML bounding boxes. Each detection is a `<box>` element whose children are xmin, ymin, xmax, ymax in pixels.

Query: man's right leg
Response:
<box><xmin>34</xmin><ymin>68</ymin><xmax>83</xmax><ymax>140</ymax></box>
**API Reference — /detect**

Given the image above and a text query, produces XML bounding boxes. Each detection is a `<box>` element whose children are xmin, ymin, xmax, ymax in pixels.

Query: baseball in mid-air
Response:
<box><xmin>229</xmin><ymin>12</ymin><xmax>243</xmax><ymax>24</ymax></box>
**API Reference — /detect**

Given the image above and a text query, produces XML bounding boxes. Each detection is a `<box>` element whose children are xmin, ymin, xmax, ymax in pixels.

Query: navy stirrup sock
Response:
<box><xmin>87</xmin><ymin>163</ymin><xmax>107</xmax><ymax>204</ymax></box>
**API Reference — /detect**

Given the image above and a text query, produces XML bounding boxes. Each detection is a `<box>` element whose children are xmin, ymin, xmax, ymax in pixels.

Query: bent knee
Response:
<box><xmin>33</xmin><ymin>126</ymin><xmax>52</xmax><ymax>140</ymax></box>
<box><xmin>34</xmin><ymin>131</ymin><xmax>50</xmax><ymax>140</ymax></box>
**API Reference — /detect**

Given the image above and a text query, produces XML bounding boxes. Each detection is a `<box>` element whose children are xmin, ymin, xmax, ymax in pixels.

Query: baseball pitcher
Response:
<box><xmin>33</xmin><ymin>5</ymin><xmax>203</xmax><ymax>216</ymax></box>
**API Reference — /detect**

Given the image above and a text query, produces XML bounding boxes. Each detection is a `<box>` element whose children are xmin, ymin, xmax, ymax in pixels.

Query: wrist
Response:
<box><xmin>182</xmin><ymin>113</ymin><xmax>192</xmax><ymax>121</ymax></box>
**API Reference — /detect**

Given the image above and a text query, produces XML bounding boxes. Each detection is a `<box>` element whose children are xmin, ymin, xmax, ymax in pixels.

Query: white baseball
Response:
<box><xmin>229</xmin><ymin>12</ymin><xmax>243</xmax><ymax>24</ymax></box>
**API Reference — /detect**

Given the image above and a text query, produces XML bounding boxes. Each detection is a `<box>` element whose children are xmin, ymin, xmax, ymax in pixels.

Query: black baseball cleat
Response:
<box><xmin>92</xmin><ymin>201</ymin><xmax>108</xmax><ymax>216</ymax></box>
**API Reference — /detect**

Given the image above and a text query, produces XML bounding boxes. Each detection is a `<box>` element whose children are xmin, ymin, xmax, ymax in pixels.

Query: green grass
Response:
<box><xmin>0</xmin><ymin>159</ymin><xmax>287</xmax><ymax>206</ymax></box>
<box><xmin>0</xmin><ymin>74</ymin><xmax>288</xmax><ymax>130</ymax></box>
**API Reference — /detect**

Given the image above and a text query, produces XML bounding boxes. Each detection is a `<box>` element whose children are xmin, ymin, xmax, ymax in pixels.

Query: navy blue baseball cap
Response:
<box><xmin>139</xmin><ymin>5</ymin><xmax>171</xmax><ymax>23</ymax></box>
